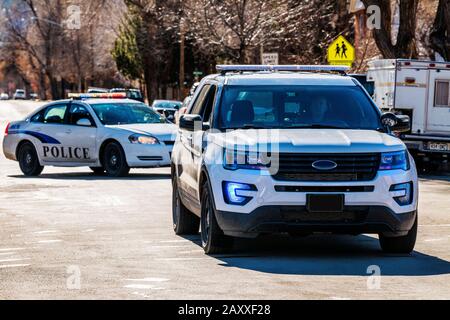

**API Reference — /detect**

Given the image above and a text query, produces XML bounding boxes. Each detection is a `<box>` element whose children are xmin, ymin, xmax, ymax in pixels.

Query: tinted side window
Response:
<box><xmin>190</xmin><ymin>85</ymin><xmax>211</xmax><ymax>115</ymax></box>
<box><xmin>67</xmin><ymin>104</ymin><xmax>95</xmax><ymax>126</ymax></box>
<box><xmin>30</xmin><ymin>109</ymin><xmax>45</xmax><ymax>123</ymax></box>
<box><xmin>201</xmin><ymin>85</ymin><xmax>217</xmax><ymax>122</ymax></box>
<box><xmin>43</xmin><ymin>104</ymin><xmax>67</xmax><ymax>124</ymax></box>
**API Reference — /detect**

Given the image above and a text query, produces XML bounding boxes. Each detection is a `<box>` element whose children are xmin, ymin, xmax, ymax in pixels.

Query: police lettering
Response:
<box><xmin>43</xmin><ymin>146</ymin><xmax>90</xmax><ymax>160</ymax></box>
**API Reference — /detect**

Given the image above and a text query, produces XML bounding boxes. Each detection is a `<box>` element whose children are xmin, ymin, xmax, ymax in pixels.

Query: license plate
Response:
<box><xmin>427</xmin><ymin>142</ymin><xmax>450</xmax><ymax>151</ymax></box>
<box><xmin>307</xmin><ymin>194</ymin><xmax>345</xmax><ymax>213</ymax></box>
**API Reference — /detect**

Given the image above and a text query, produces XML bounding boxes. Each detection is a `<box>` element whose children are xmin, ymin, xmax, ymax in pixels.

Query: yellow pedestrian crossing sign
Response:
<box><xmin>327</xmin><ymin>35</ymin><xmax>355</xmax><ymax>67</ymax></box>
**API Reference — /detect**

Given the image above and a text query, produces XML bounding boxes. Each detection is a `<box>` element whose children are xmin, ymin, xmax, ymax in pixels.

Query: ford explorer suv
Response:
<box><xmin>171</xmin><ymin>65</ymin><xmax>418</xmax><ymax>255</ymax></box>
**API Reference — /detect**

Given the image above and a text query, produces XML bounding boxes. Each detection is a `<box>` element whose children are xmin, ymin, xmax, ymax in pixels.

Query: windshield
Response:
<box><xmin>91</xmin><ymin>103</ymin><xmax>166</xmax><ymax>125</ymax></box>
<box><xmin>128</xmin><ymin>91</ymin><xmax>142</xmax><ymax>100</ymax></box>
<box><xmin>219</xmin><ymin>85</ymin><xmax>381</xmax><ymax>130</ymax></box>
<box><xmin>153</xmin><ymin>101</ymin><xmax>182</xmax><ymax>110</ymax></box>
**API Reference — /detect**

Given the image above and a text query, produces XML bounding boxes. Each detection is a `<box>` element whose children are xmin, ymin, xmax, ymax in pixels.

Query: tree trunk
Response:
<box><xmin>39</xmin><ymin>71</ymin><xmax>47</xmax><ymax>100</ymax></box>
<box><xmin>144</xmin><ymin>67</ymin><xmax>153</xmax><ymax>103</ymax></box>
<box><xmin>430</xmin><ymin>0</ymin><xmax>450</xmax><ymax>60</ymax></box>
<box><xmin>395</xmin><ymin>0</ymin><xmax>418</xmax><ymax>58</ymax></box>
<box><xmin>238</xmin><ymin>42</ymin><xmax>247</xmax><ymax>64</ymax></box>
<box><xmin>48</xmin><ymin>74</ymin><xmax>59</xmax><ymax>100</ymax></box>
<box><xmin>362</xmin><ymin>0</ymin><xmax>418</xmax><ymax>58</ymax></box>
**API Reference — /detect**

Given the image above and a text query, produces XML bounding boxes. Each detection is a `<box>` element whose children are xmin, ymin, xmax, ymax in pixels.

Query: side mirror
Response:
<box><xmin>381</xmin><ymin>112</ymin><xmax>410</xmax><ymax>133</ymax></box>
<box><xmin>76</xmin><ymin>118</ymin><xmax>92</xmax><ymax>127</ymax></box>
<box><xmin>179</xmin><ymin>114</ymin><xmax>209</xmax><ymax>131</ymax></box>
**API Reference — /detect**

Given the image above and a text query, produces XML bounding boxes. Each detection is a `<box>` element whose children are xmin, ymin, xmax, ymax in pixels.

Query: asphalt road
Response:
<box><xmin>1</xmin><ymin>100</ymin><xmax>450</xmax><ymax>300</ymax></box>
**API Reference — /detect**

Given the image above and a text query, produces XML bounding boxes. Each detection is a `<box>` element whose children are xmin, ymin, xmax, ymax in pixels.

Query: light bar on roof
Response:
<box><xmin>216</xmin><ymin>65</ymin><xmax>349</xmax><ymax>73</ymax></box>
<box><xmin>68</xmin><ymin>92</ymin><xmax>127</xmax><ymax>99</ymax></box>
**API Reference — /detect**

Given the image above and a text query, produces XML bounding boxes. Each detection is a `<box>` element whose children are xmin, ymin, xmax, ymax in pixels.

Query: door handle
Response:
<box><xmin>35</xmin><ymin>127</ymin><xmax>42</xmax><ymax>132</ymax></box>
<box><xmin>186</xmin><ymin>136</ymin><xmax>193</xmax><ymax>147</ymax></box>
<box><xmin>65</xmin><ymin>129</ymin><xmax>72</xmax><ymax>134</ymax></box>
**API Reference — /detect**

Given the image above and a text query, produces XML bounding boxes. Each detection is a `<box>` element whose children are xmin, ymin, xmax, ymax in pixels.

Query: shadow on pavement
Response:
<box><xmin>8</xmin><ymin>172</ymin><xmax>171</xmax><ymax>181</ymax></box>
<box><xmin>182</xmin><ymin>233</ymin><xmax>450</xmax><ymax>276</ymax></box>
<box><xmin>419</xmin><ymin>174</ymin><xmax>450</xmax><ymax>183</ymax></box>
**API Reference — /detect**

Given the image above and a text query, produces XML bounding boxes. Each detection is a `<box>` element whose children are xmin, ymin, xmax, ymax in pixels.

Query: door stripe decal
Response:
<box><xmin>8</xmin><ymin>130</ymin><xmax>61</xmax><ymax>144</ymax></box>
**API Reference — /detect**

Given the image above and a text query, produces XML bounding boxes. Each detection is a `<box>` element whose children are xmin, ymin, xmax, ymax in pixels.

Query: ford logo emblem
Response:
<box><xmin>312</xmin><ymin>160</ymin><xmax>338</xmax><ymax>171</ymax></box>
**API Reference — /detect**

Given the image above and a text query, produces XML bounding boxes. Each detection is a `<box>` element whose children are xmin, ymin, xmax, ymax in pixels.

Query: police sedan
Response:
<box><xmin>3</xmin><ymin>93</ymin><xmax>177</xmax><ymax>177</ymax></box>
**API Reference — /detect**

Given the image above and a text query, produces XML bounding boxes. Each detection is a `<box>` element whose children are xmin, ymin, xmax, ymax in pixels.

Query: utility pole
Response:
<box><xmin>179</xmin><ymin>17</ymin><xmax>185</xmax><ymax>100</ymax></box>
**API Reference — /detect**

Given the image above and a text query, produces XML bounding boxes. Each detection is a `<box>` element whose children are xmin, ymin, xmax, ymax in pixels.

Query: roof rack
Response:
<box><xmin>216</xmin><ymin>65</ymin><xmax>350</xmax><ymax>75</ymax></box>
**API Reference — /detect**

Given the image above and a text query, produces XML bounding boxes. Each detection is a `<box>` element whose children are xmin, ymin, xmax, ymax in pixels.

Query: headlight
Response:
<box><xmin>379</xmin><ymin>150</ymin><xmax>410</xmax><ymax>171</ymax></box>
<box><xmin>223</xmin><ymin>149</ymin><xmax>270</xmax><ymax>170</ymax></box>
<box><xmin>128</xmin><ymin>134</ymin><xmax>160</xmax><ymax>145</ymax></box>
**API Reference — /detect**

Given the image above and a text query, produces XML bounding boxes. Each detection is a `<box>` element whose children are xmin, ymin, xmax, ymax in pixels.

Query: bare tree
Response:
<box><xmin>187</xmin><ymin>0</ymin><xmax>276</xmax><ymax>63</ymax></box>
<box><xmin>2</xmin><ymin>0</ymin><xmax>125</xmax><ymax>99</ymax></box>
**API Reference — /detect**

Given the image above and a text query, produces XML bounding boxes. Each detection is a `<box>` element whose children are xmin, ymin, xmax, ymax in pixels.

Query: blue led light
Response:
<box><xmin>222</xmin><ymin>181</ymin><xmax>256</xmax><ymax>205</ymax></box>
<box><xmin>380</xmin><ymin>150</ymin><xmax>410</xmax><ymax>171</ymax></box>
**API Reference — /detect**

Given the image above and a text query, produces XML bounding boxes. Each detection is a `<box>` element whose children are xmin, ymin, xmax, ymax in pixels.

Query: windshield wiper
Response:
<box><xmin>287</xmin><ymin>124</ymin><xmax>349</xmax><ymax>129</ymax></box>
<box><xmin>222</xmin><ymin>124</ymin><xmax>271</xmax><ymax>130</ymax></box>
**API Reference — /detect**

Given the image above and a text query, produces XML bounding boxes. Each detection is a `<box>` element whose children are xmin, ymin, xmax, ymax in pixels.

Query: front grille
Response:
<box><xmin>273</xmin><ymin>153</ymin><xmax>380</xmax><ymax>182</ymax></box>
<box><xmin>164</xmin><ymin>141</ymin><xmax>175</xmax><ymax>146</ymax></box>
<box><xmin>274</xmin><ymin>185</ymin><xmax>375</xmax><ymax>193</ymax></box>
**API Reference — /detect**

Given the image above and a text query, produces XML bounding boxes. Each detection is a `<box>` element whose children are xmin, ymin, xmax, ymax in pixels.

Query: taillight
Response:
<box><xmin>4</xmin><ymin>123</ymin><xmax>10</xmax><ymax>136</ymax></box>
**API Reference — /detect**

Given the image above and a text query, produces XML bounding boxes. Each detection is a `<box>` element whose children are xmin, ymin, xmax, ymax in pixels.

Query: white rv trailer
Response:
<box><xmin>368</xmin><ymin>59</ymin><xmax>450</xmax><ymax>166</ymax></box>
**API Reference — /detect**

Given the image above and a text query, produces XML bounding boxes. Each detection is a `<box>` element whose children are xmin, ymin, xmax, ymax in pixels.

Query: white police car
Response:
<box><xmin>171</xmin><ymin>65</ymin><xmax>418</xmax><ymax>254</ymax></box>
<box><xmin>3</xmin><ymin>93</ymin><xmax>177</xmax><ymax>177</ymax></box>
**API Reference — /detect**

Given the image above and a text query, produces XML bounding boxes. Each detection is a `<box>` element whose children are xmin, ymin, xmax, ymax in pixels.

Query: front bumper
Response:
<box><xmin>216</xmin><ymin>206</ymin><xmax>417</xmax><ymax>238</ymax></box>
<box><xmin>123</xmin><ymin>143</ymin><xmax>173</xmax><ymax>168</ymax></box>
<box><xmin>206</xmin><ymin>158</ymin><xmax>418</xmax><ymax>237</ymax></box>
<box><xmin>208</xmin><ymin>165</ymin><xmax>418</xmax><ymax>214</ymax></box>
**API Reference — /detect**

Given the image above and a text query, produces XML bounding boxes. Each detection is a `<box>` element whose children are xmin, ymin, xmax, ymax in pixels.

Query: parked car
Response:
<box><xmin>175</xmin><ymin>83</ymin><xmax>201</xmax><ymax>124</ymax></box>
<box><xmin>110</xmin><ymin>88</ymin><xmax>145</xmax><ymax>103</ymax></box>
<box><xmin>172</xmin><ymin>64</ymin><xmax>418</xmax><ymax>255</ymax></box>
<box><xmin>152</xmin><ymin>100</ymin><xmax>183</xmax><ymax>123</ymax></box>
<box><xmin>3</xmin><ymin>92</ymin><xmax>177</xmax><ymax>177</ymax></box>
<box><xmin>13</xmin><ymin>89</ymin><xmax>26</xmax><ymax>100</ymax></box>
<box><xmin>0</xmin><ymin>92</ymin><xmax>9</xmax><ymax>100</ymax></box>
<box><xmin>87</xmin><ymin>87</ymin><xmax>109</xmax><ymax>94</ymax></box>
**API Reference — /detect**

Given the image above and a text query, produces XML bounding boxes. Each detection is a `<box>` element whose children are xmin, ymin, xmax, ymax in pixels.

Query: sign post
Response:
<box><xmin>327</xmin><ymin>36</ymin><xmax>355</xmax><ymax>67</ymax></box>
<box><xmin>193</xmin><ymin>71</ymin><xmax>203</xmax><ymax>81</ymax></box>
<box><xmin>261</xmin><ymin>53</ymin><xmax>279</xmax><ymax>65</ymax></box>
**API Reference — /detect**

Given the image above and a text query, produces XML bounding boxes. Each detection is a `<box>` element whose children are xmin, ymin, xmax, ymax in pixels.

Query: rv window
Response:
<box><xmin>434</xmin><ymin>80</ymin><xmax>450</xmax><ymax>107</ymax></box>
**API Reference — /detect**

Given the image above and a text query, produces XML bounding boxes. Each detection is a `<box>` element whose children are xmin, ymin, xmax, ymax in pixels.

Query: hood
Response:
<box><xmin>107</xmin><ymin>123</ymin><xmax>178</xmax><ymax>141</ymax></box>
<box><xmin>211</xmin><ymin>129</ymin><xmax>405</xmax><ymax>153</ymax></box>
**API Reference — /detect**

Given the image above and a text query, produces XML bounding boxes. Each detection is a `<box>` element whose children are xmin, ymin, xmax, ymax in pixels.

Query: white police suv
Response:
<box><xmin>171</xmin><ymin>65</ymin><xmax>418</xmax><ymax>254</ymax></box>
<box><xmin>3</xmin><ymin>93</ymin><xmax>177</xmax><ymax>177</ymax></box>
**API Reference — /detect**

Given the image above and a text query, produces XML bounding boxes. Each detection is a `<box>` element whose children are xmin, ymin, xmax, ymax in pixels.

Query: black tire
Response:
<box><xmin>172</xmin><ymin>179</ymin><xmax>200</xmax><ymax>235</ymax></box>
<box><xmin>89</xmin><ymin>167</ymin><xmax>105</xmax><ymax>175</ymax></box>
<box><xmin>379</xmin><ymin>216</ymin><xmax>418</xmax><ymax>254</ymax></box>
<box><xmin>17</xmin><ymin>142</ymin><xmax>44</xmax><ymax>176</ymax></box>
<box><xmin>103</xmin><ymin>142</ymin><xmax>130</xmax><ymax>177</ymax></box>
<box><xmin>200</xmin><ymin>182</ymin><xmax>234</xmax><ymax>254</ymax></box>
